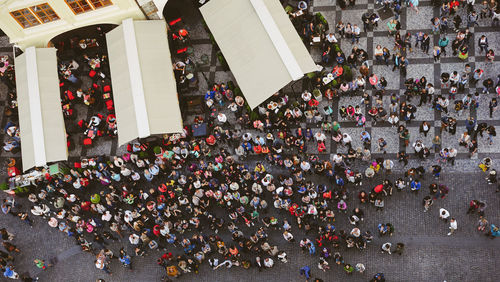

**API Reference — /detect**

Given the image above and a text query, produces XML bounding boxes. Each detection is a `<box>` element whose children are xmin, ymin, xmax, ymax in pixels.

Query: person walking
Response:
<box><xmin>448</xmin><ymin>218</ymin><xmax>457</xmax><ymax>235</ymax></box>
<box><xmin>394</xmin><ymin>243</ymin><xmax>405</xmax><ymax>255</ymax></box>
<box><xmin>439</xmin><ymin>208</ymin><xmax>450</xmax><ymax>223</ymax></box>
<box><xmin>381</xmin><ymin>242</ymin><xmax>392</xmax><ymax>254</ymax></box>
<box><xmin>355</xmin><ymin>263</ymin><xmax>366</xmax><ymax>273</ymax></box>
<box><xmin>423</xmin><ymin>196</ymin><xmax>433</xmax><ymax>212</ymax></box>
<box><xmin>34</xmin><ymin>258</ymin><xmax>52</xmax><ymax>270</ymax></box>
<box><xmin>300</xmin><ymin>265</ymin><xmax>312</xmax><ymax>281</ymax></box>
<box><xmin>489</xmin><ymin>98</ymin><xmax>498</xmax><ymax>118</ymax></box>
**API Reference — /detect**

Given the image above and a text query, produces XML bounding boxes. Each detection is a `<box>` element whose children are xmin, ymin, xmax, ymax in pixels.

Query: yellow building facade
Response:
<box><xmin>0</xmin><ymin>0</ymin><xmax>148</xmax><ymax>50</ymax></box>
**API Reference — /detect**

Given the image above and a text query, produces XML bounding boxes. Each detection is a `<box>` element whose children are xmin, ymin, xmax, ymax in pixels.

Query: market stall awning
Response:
<box><xmin>106</xmin><ymin>19</ymin><xmax>184</xmax><ymax>146</ymax></box>
<box><xmin>15</xmin><ymin>47</ymin><xmax>67</xmax><ymax>172</ymax></box>
<box><xmin>201</xmin><ymin>0</ymin><xmax>318</xmax><ymax>109</ymax></box>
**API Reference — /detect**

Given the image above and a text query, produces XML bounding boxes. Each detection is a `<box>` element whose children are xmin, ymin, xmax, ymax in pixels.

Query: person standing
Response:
<box><xmin>433</xmin><ymin>46</ymin><xmax>441</xmax><ymax>62</ymax></box>
<box><xmin>478</xmin><ymin>35</ymin><xmax>489</xmax><ymax>53</ymax></box>
<box><xmin>489</xmin><ymin>98</ymin><xmax>498</xmax><ymax>118</ymax></box>
<box><xmin>439</xmin><ymin>37</ymin><xmax>449</xmax><ymax>56</ymax></box>
<box><xmin>378</xmin><ymin>138</ymin><xmax>387</xmax><ymax>153</ymax></box>
<box><xmin>467</xmin><ymin>11</ymin><xmax>479</xmax><ymax>26</ymax></box>
<box><xmin>399</xmin><ymin>56</ymin><xmax>409</xmax><ymax>77</ymax></box>
<box><xmin>352</xmin><ymin>24</ymin><xmax>361</xmax><ymax>44</ymax></box>
<box><xmin>448</xmin><ymin>218</ymin><xmax>457</xmax><ymax>235</ymax></box>
<box><xmin>421</xmin><ymin>34</ymin><xmax>431</xmax><ymax>54</ymax></box>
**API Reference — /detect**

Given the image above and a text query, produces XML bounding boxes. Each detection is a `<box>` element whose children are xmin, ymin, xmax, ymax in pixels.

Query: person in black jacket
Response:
<box><xmin>453</xmin><ymin>14</ymin><xmax>462</xmax><ymax>31</ymax></box>
<box><xmin>421</xmin><ymin>33</ymin><xmax>431</xmax><ymax>54</ymax></box>
<box><xmin>478</xmin><ymin>35</ymin><xmax>489</xmax><ymax>53</ymax></box>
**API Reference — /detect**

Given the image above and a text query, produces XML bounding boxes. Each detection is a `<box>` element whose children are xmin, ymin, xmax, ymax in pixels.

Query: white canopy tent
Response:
<box><xmin>15</xmin><ymin>47</ymin><xmax>67</xmax><ymax>172</ymax></box>
<box><xmin>106</xmin><ymin>19</ymin><xmax>184</xmax><ymax>146</ymax></box>
<box><xmin>201</xmin><ymin>0</ymin><xmax>319</xmax><ymax>109</ymax></box>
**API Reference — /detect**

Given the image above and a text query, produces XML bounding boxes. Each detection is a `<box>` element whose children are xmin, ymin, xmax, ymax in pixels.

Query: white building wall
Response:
<box><xmin>0</xmin><ymin>0</ymin><xmax>146</xmax><ymax>50</ymax></box>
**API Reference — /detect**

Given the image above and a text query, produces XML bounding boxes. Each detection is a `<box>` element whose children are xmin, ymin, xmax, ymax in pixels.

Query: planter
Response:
<box><xmin>342</xmin><ymin>65</ymin><xmax>353</xmax><ymax>82</ymax></box>
<box><xmin>306</xmin><ymin>72</ymin><xmax>317</xmax><ymax>79</ymax></box>
<box><xmin>216</xmin><ymin>51</ymin><xmax>229</xmax><ymax>71</ymax></box>
<box><xmin>313</xmin><ymin>89</ymin><xmax>322</xmax><ymax>102</ymax></box>
<box><xmin>315</xmin><ymin>13</ymin><xmax>329</xmax><ymax>31</ymax></box>
<box><xmin>331</xmin><ymin>79</ymin><xmax>339</xmax><ymax>89</ymax></box>
<box><xmin>333</xmin><ymin>44</ymin><xmax>342</xmax><ymax>54</ymax></box>
<box><xmin>14</xmin><ymin>186</ymin><xmax>29</xmax><ymax>197</ymax></box>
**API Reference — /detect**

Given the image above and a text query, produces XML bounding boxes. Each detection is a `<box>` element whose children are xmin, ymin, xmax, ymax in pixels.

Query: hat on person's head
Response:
<box><xmin>90</xmin><ymin>194</ymin><xmax>100</xmax><ymax>204</ymax></box>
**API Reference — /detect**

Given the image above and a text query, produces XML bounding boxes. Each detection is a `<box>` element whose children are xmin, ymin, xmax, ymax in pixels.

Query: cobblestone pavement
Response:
<box><xmin>0</xmin><ymin>0</ymin><xmax>499</xmax><ymax>281</ymax></box>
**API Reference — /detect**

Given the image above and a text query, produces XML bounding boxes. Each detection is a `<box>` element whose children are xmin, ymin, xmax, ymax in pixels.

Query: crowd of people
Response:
<box><xmin>0</xmin><ymin>0</ymin><xmax>500</xmax><ymax>281</ymax></box>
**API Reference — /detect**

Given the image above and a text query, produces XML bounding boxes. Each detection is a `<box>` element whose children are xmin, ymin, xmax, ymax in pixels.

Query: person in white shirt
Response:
<box><xmin>314</xmin><ymin>132</ymin><xmax>326</xmax><ymax>142</ymax></box>
<box><xmin>217</xmin><ymin>113</ymin><xmax>227</xmax><ymax>124</ymax></box>
<box><xmin>439</xmin><ymin>208</ymin><xmax>450</xmax><ymax>223</ymax></box>
<box><xmin>447</xmin><ymin>147</ymin><xmax>457</xmax><ymax>165</ymax></box>
<box><xmin>448</xmin><ymin>218</ymin><xmax>457</xmax><ymax>235</ymax></box>
<box><xmin>381</xmin><ymin>242</ymin><xmax>392</xmax><ymax>254</ymax></box>
<box><xmin>301</xmin><ymin>91</ymin><xmax>312</xmax><ymax>102</ymax></box>
<box><xmin>263</xmin><ymin>258</ymin><xmax>274</xmax><ymax>268</ymax></box>
<box><xmin>129</xmin><ymin>233</ymin><xmax>140</xmax><ymax>245</ymax></box>
<box><xmin>352</xmin><ymin>24</ymin><xmax>361</xmax><ymax>44</ymax></box>
<box><xmin>300</xmin><ymin>161</ymin><xmax>311</xmax><ymax>172</ymax></box>
<box><xmin>383</xmin><ymin>159</ymin><xmax>394</xmax><ymax>172</ymax></box>
<box><xmin>325</xmin><ymin>32</ymin><xmax>338</xmax><ymax>44</ymax></box>
<box><xmin>102</xmin><ymin>210</ymin><xmax>112</xmax><ymax>222</ymax></box>
<box><xmin>342</xmin><ymin>133</ymin><xmax>353</xmax><ymax>147</ymax></box>
<box><xmin>332</xmin><ymin>153</ymin><xmax>343</xmax><ymax>164</ymax></box>
<box><xmin>355</xmin><ymin>76</ymin><xmax>366</xmax><ymax>89</ymax></box>
<box><xmin>388</xmin><ymin>113</ymin><xmax>399</xmax><ymax>127</ymax></box>
<box><xmin>374</xmin><ymin>45</ymin><xmax>384</xmax><ymax>62</ymax></box>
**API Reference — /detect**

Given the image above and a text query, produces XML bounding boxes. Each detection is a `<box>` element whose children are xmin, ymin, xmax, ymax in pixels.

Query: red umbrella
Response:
<box><xmin>374</xmin><ymin>184</ymin><xmax>384</xmax><ymax>193</ymax></box>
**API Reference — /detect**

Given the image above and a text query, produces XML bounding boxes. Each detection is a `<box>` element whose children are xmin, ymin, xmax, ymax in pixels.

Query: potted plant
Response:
<box><xmin>217</xmin><ymin>51</ymin><xmax>229</xmax><ymax>71</ymax></box>
<box><xmin>331</xmin><ymin>79</ymin><xmax>339</xmax><ymax>89</ymax></box>
<box><xmin>333</xmin><ymin>44</ymin><xmax>342</xmax><ymax>54</ymax></box>
<box><xmin>315</xmin><ymin>13</ymin><xmax>329</xmax><ymax>31</ymax></box>
<box><xmin>0</xmin><ymin>183</ymin><xmax>8</xmax><ymax>191</ymax></box>
<box><xmin>313</xmin><ymin>89</ymin><xmax>322</xmax><ymax>102</ymax></box>
<box><xmin>342</xmin><ymin>65</ymin><xmax>353</xmax><ymax>82</ymax></box>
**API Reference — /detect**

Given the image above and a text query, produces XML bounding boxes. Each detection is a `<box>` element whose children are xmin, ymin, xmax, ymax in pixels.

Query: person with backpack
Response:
<box><xmin>433</xmin><ymin>46</ymin><xmax>442</xmax><ymax>62</ymax></box>
<box><xmin>34</xmin><ymin>258</ymin><xmax>52</xmax><ymax>270</ymax></box>
<box><xmin>438</xmin><ymin>37</ymin><xmax>449</xmax><ymax>56</ymax></box>
<box><xmin>119</xmin><ymin>248</ymin><xmax>132</xmax><ymax>269</ymax></box>
<box><xmin>486</xmin><ymin>125</ymin><xmax>496</xmax><ymax>145</ymax></box>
